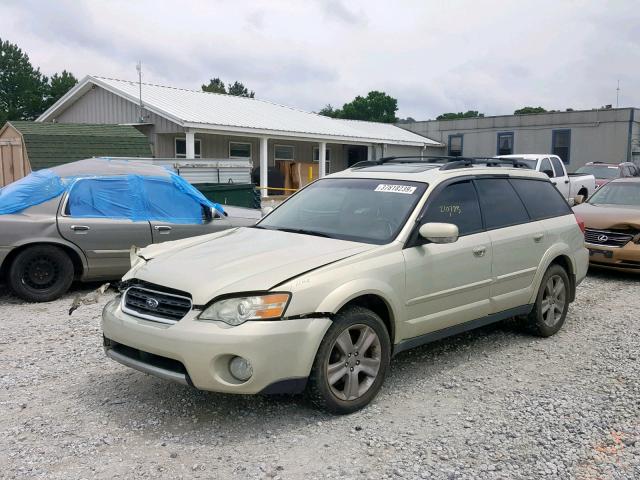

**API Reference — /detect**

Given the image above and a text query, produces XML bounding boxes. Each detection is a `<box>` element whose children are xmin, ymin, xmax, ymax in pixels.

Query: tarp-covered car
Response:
<box><xmin>0</xmin><ymin>158</ymin><xmax>261</xmax><ymax>302</ymax></box>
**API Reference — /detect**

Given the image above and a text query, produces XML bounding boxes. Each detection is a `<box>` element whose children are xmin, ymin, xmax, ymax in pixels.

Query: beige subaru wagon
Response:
<box><xmin>102</xmin><ymin>157</ymin><xmax>588</xmax><ymax>414</ymax></box>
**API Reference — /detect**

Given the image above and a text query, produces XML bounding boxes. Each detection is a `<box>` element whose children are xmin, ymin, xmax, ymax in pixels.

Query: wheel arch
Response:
<box><xmin>530</xmin><ymin>247</ymin><xmax>577</xmax><ymax>304</ymax></box>
<box><xmin>0</xmin><ymin>241</ymin><xmax>86</xmax><ymax>282</ymax></box>
<box><xmin>337</xmin><ymin>294</ymin><xmax>396</xmax><ymax>346</ymax></box>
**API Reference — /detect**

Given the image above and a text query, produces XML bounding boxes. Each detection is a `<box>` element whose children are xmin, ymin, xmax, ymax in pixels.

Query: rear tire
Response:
<box><xmin>525</xmin><ymin>264</ymin><xmax>570</xmax><ymax>337</ymax></box>
<box><xmin>306</xmin><ymin>306</ymin><xmax>390</xmax><ymax>414</ymax></box>
<box><xmin>8</xmin><ymin>245</ymin><xmax>74</xmax><ymax>302</ymax></box>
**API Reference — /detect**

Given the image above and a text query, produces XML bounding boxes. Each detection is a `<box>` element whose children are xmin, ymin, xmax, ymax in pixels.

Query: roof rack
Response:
<box><xmin>351</xmin><ymin>155</ymin><xmax>462</xmax><ymax>168</ymax></box>
<box><xmin>351</xmin><ymin>155</ymin><xmax>532</xmax><ymax>170</ymax></box>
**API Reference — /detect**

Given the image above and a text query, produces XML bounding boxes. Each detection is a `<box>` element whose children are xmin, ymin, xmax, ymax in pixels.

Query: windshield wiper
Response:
<box><xmin>257</xmin><ymin>226</ymin><xmax>333</xmax><ymax>238</ymax></box>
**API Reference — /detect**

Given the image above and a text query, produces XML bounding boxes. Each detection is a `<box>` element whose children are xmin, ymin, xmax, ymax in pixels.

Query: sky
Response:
<box><xmin>1</xmin><ymin>0</ymin><xmax>638</xmax><ymax>119</ymax></box>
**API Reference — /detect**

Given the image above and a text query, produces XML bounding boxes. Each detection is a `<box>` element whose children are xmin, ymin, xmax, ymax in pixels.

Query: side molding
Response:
<box><xmin>393</xmin><ymin>304</ymin><xmax>533</xmax><ymax>356</ymax></box>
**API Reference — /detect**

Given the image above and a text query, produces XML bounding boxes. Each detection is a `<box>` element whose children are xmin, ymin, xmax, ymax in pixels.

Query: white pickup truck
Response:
<box><xmin>498</xmin><ymin>154</ymin><xmax>596</xmax><ymax>204</ymax></box>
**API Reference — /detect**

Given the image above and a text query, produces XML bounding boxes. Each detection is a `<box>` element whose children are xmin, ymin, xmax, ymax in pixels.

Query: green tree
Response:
<box><xmin>202</xmin><ymin>77</ymin><xmax>255</xmax><ymax>97</ymax></box>
<box><xmin>514</xmin><ymin>106</ymin><xmax>547</xmax><ymax>115</ymax></box>
<box><xmin>0</xmin><ymin>38</ymin><xmax>48</xmax><ymax>124</ymax></box>
<box><xmin>318</xmin><ymin>104</ymin><xmax>338</xmax><ymax>117</ymax></box>
<box><xmin>202</xmin><ymin>77</ymin><xmax>227</xmax><ymax>94</ymax></box>
<box><xmin>227</xmin><ymin>81</ymin><xmax>255</xmax><ymax>98</ymax></box>
<box><xmin>319</xmin><ymin>91</ymin><xmax>398</xmax><ymax>123</ymax></box>
<box><xmin>44</xmin><ymin>70</ymin><xmax>77</xmax><ymax>109</ymax></box>
<box><xmin>436</xmin><ymin>110</ymin><xmax>484</xmax><ymax>120</ymax></box>
<box><xmin>396</xmin><ymin>117</ymin><xmax>416</xmax><ymax>124</ymax></box>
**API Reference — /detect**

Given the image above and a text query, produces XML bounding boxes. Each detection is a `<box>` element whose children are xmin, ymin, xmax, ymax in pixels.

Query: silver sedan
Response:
<box><xmin>0</xmin><ymin>159</ymin><xmax>261</xmax><ymax>302</ymax></box>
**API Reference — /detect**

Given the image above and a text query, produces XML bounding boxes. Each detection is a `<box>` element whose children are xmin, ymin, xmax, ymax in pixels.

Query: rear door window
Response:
<box><xmin>474</xmin><ymin>178</ymin><xmax>530</xmax><ymax>229</ymax></box>
<box><xmin>540</xmin><ymin>158</ymin><xmax>554</xmax><ymax>177</ymax></box>
<box><xmin>422</xmin><ymin>180</ymin><xmax>483</xmax><ymax>235</ymax></box>
<box><xmin>509</xmin><ymin>178</ymin><xmax>571</xmax><ymax>220</ymax></box>
<box><xmin>550</xmin><ymin>157</ymin><xmax>565</xmax><ymax>178</ymax></box>
<box><xmin>67</xmin><ymin>178</ymin><xmax>133</xmax><ymax>219</ymax></box>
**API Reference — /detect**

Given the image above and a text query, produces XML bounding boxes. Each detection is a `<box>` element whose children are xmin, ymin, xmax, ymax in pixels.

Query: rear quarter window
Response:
<box><xmin>474</xmin><ymin>178</ymin><xmax>530</xmax><ymax>229</ymax></box>
<box><xmin>509</xmin><ymin>178</ymin><xmax>571</xmax><ymax>220</ymax></box>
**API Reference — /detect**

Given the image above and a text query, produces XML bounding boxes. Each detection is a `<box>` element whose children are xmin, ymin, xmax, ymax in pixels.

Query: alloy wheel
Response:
<box><xmin>541</xmin><ymin>274</ymin><xmax>566</xmax><ymax>327</ymax></box>
<box><xmin>326</xmin><ymin>324</ymin><xmax>382</xmax><ymax>401</ymax></box>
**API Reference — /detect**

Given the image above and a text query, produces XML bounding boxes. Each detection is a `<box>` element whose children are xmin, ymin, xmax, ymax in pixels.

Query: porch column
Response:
<box><xmin>367</xmin><ymin>144</ymin><xmax>373</xmax><ymax>161</ymax></box>
<box><xmin>185</xmin><ymin>130</ymin><xmax>195</xmax><ymax>159</ymax></box>
<box><xmin>260</xmin><ymin>136</ymin><xmax>269</xmax><ymax>197</ymax></box>
<box><xmin>318</xmin><ymin>141</ymin><xmax>327</xmax><ymax>178</ymax></box>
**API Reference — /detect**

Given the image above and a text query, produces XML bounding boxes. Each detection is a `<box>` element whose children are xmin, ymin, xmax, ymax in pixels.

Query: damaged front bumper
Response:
<box><xmin>586</xmin><ymin>241</ymin><xmax>640</xmax><ymax>272</ymax></box>
<box><xmin>101</xmin><ymin>298</ymin><xmax>332</xmax><ymax>394</ymax></box>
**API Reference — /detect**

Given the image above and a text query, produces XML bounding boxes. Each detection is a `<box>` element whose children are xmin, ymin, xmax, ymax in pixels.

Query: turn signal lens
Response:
<box><xmin>198</xmin><ymin>293</ymin><xmax>290</xmax><ymax>326</ymax></box>
<box><xmin>574</xmin><ymin>214</ymin><xmax>586</xmax><ymax>234</ymax></box>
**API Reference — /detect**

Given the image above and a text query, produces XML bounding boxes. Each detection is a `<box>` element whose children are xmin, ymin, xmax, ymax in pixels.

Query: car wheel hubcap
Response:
<box><xmin>541</xmin><ymin>274</ymin><xmax>566</xmax><ymax>327</ymax></box>
<box><xmin>326</xmin><ymin>324</ymin><xmax>381</xmax><ymax>401</ymax></box>
<box><xmin>23</xmin><ymin>256</ymin><xmax>59</xmax><ymax>289</ymax></box>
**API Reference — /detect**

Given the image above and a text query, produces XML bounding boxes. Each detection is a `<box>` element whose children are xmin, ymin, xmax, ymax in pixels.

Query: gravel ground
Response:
<box><xmin>1</xmin><ymin>270</ymin><xmax>639</xmax><ymax>480</ymax></box>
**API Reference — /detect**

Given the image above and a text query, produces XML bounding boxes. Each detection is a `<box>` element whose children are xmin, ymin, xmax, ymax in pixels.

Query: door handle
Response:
<box><xmin>564</xmin><ymin>180</ymin><xmax>570</xmax><ymax>184</ymax></box>
<box><xmin>154</xmin><ymin>225</ymin><xmax>172</xmax><ymax>233</ymax></box>
<box><xmin>70</xmin><ymin>225</ymin><xmax>90</xmax><ymax>232</ymax></box>
<box><xmin>552</xmin><ymin>181</ymin><xmax>557</xmax><ymax>185</ymax></box>
<box><xmin>472</xmin><ymin>246</ymin><xmax>486</xmax><ymax>257</ymax></box>
<box><xmin>534</xmin><ymin>233</ymin><xmax>545</xmax><ymax>243</ymax></box>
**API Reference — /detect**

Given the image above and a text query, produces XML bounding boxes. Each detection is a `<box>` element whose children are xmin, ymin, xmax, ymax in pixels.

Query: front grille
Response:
<box><xmin>585</xmin><ymin>228</ymin><xmax>634</xmax><ymax>248</ymax></box>
<box><xmin>123</xmin><ymin>286</ymin><xmax>192</xmax><ymax>323</ymax></box>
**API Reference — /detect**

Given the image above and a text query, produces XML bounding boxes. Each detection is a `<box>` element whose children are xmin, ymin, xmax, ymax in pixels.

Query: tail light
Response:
<box><xmin>574</xmin><ymin>213</ymin><xmax>585</xmax><ymax>234</ymax></box>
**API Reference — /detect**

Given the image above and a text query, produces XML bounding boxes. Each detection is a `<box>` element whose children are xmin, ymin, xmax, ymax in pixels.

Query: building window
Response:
<box><xmin>448</xmin><ymin>134</ymin><xmax>463</xmax><ymax>157</ymax></box>
<box><xmin>313</xmin><ymin>146</ymin><xmax>332</xmax><ymax>162</ymax></box>
<box><xmin>552</xmin><ymin>129</ymin><xmax>571</xmax><ymax>164</ymax></box>
<box><xmin>313</xmin><ymin>146</ymin><xmax>332</xmax><ymax>174</ymax></box>
<box><xmin>175</xmin><ymin>138</ymin><xmax>201</xmax><ymax>158</ymax></box>
<box><xmin>229</xmin><ymin>142</ymin><xmax>251</xmax><ymax>159</ymax></box>
<box><xmin>274</xmin><ymin>144</ymin><xmax>295</xmax><ymax>161</ymax></box>
<box><xmin>496</xmin><ymin>132</ymin><xmax>514</xmax><ymax>155</ymax></box>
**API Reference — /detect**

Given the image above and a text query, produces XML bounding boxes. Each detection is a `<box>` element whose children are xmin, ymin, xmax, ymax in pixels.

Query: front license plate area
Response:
<box><xmin>589</xmin><ymin>248</ymin><xmax>613</xmax><ymax>258</ymax></box>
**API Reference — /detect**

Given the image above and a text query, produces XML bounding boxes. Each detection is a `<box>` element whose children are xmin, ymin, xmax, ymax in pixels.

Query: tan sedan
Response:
<box><xmin>573</xmin><ymin>178</ymin><xmax>640</xmax><ymax>272</ymax></box>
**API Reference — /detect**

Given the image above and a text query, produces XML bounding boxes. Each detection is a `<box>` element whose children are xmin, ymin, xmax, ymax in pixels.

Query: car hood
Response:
<box><xmin>573</xmin><ymin>203</ymin><xmax>640</xmax><ymax>230</ymax></box>
<box><xmin>130</xmin><ymin>227</ymin><xmax>374</xmax><ymax>304</ymax></box>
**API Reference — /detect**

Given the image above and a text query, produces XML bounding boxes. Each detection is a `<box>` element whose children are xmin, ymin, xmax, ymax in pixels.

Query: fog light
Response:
<box><xmin>229</xmin><ymin>356</ymin><xmax>253</xmax><ymax>382</ymax></box>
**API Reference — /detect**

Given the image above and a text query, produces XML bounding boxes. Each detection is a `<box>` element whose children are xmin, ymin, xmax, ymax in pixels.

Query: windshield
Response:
<box><xmin>256</xmin><ymin>178</ymin><xmax>427</xmax><ymax>244</ymax></box>
<box><xmin>588</xmin><ymin>182</ymin><xmax>640</xmax><ymax>206</ymax></box>
<box><xmin>576</xmin><ymin>165</ymin><xmax>620</xmax><ymax>179</ymax></box>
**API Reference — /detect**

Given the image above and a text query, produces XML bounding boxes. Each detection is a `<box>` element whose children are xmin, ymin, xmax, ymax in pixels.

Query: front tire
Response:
<box><xmin>8</xmin><ymin>245</ymin><xmax>74</xmax><ymax>302</ymax></box>
<box><xmin>306</xmin><ymin>306</ymin><xmax>390</xmax><ymax>414</ymax></box>
<box><xmin>526</xmin><ymin>264</ymin><xmax>570</xmax><ymax>337</ymax></box>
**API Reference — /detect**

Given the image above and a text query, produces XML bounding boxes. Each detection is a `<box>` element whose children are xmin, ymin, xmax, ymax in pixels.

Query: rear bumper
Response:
<box><xmin>586</xmin><ymin>242</ymin><xmax>640</xmax><ymax>272</ymax></box>
<box><xmin>101</xmin><ymin>298</ymin><xmax>332</xmax><ymax>394</ymax></box>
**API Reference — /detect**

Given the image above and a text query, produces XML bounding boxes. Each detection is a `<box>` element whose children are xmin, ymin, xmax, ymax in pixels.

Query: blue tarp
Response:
<box><xmin>0</xmin><ymin>168</ymin><xmax>224</xmax><ymax>223</ymax></box>
<box><xmin>0</xmin><ymin>170</ymin><xmax>66</xmax><ymax>215</ymax></box>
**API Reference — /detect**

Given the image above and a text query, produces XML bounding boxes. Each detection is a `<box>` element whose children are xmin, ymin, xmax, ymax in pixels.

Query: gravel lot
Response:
<box><xmin>1</xmin><ymin>270</ymin><xmax>639</xmax><ymax>480</ymax></box>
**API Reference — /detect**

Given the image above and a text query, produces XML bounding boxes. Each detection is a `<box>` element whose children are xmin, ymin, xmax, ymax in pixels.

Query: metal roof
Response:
<box><xmin>38</xmin><ymin>76</ymin><xmax>442</xmax><ymax>147</ymax></box>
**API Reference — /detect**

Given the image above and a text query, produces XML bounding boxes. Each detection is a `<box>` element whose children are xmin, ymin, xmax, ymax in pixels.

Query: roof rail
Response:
<box><xmin>351</xmin><ymin>155</ymin><xmax>532</xmax><ymax>170</ymax></box>
<box><xmin>351</xmin><ymin>155</ymin><xmax>471</xmax><ymax>169</ymax></box>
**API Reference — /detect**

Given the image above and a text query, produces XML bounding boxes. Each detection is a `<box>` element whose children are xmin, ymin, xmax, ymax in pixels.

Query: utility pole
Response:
<box><xmin>136</xmin><ymin>61</ymin><xmax>144</xmax><ymax>122</ymax></box>
<box><xmin>616</xmin><ymin>80</ymin><xmax>620</xmax><ymax>108</ymax></box>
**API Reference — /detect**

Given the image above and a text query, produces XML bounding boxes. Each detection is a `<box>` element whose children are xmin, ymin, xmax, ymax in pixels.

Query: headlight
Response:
<box><xmin>198</xmin><ymin>293</ymin><xmax>290</xmax><ymax>326</ymax></box>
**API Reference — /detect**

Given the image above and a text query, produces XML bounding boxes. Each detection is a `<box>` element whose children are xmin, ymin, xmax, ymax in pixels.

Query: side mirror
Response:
<box><xmin>574</xmin><ymin>194</ymin><xmax>585</xmax><ymax>205</ymax></box>
<box><xmin>419</xmin><ymin>222</ymin><xmax>459</xmax><ymax>244</ymax></box>
<box><xmin>542</xmin><ymin>169</ymin><xmax>554</xmax><ymax>178</ymax></box>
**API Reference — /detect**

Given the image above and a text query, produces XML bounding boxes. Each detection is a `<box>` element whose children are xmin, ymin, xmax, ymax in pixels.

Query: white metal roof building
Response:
<box><xmin>37</xmin><ymin>76</ymin><xmax>442</xmax><ymax>195</ymax></box>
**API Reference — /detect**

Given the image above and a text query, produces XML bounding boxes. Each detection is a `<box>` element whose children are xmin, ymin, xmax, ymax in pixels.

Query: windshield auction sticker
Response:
<box><xmin>374</xmin><ymin>184</ymin><xmax>417</xmax><ymax>194</ymax></box>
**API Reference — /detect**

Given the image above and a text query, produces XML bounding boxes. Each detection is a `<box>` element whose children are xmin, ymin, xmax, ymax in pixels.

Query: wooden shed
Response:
<box><xmin>0</xmin><ymin>121</ymin><xmax>152</xmax><ymax>186</ymax></box>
